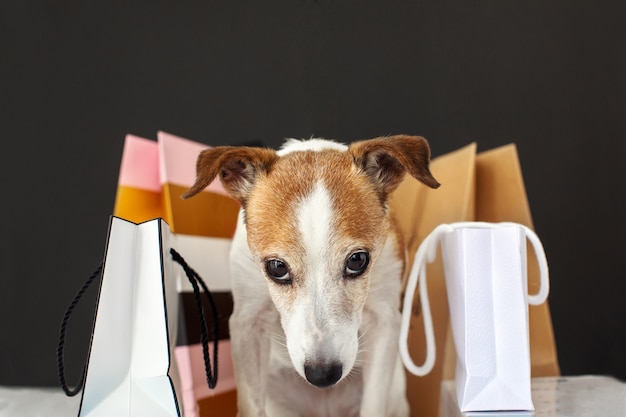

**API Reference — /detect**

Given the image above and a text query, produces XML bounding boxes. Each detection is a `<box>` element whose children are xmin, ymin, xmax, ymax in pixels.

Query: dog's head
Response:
<box><xmin>183</xmin><ymin>135</ymin><xmax>439</xmax><ymax>388</ymax></box>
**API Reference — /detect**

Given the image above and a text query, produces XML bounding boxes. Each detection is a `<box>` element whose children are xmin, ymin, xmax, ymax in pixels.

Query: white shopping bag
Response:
<box><xmin>400</xmin><ymin>222</ymin><xmax>549</xmax><ymax>413</ymax></box>
<box><xmin>78</xmin><ymin>217</ymin><xmax>183</xmax><ymax>417</ymax></box>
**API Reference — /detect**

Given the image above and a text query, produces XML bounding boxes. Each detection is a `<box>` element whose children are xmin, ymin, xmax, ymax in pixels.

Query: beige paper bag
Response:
<box><xmin>475</xmin><ymin>145</ymin><xmax>560</xmax><ymax>378</ymax></box>
<box><xmin>393</xmin><ymin>143</ymin><xmax>559</xmax><ymax>417</ymax></box>
<box><xmin>390</xmin><ymin>143</ymin><xmax>477</xmax><ymax>417</ymax></box>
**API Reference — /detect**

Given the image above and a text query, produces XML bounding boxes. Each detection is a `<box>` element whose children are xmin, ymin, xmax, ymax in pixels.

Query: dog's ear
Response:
<box><xmin>349</xmin><ymin>135</ymin><xmax>440</xmax><ymax>197</ymax></box>
<box><xmin>182</xmin><ymin>146</ymin><xmax>279</xmax><ymax>204</ymax></box>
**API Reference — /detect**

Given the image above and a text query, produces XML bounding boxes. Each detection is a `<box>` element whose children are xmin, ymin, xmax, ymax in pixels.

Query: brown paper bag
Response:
<box><xmin>392</xmin><ymin>143</ymin><xmax>560</xmax><ymax>417</ymax></box>
<box><xmin>475</xmin><ymin>144</ymin><xmax>560</xmax><ymax>378</ymax></box>
<box><xmin>390</xmin><ymin>143</ymin><xmax>477</xmax><ymax>417</ymax></box>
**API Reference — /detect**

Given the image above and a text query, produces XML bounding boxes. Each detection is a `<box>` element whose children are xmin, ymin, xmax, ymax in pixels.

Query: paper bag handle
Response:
<box><xmin>171</xmin><ymin>248</ymin><xmax>219</xmax><ymax>389</ymax></box>
<box><xmin>399</xmin><ymin>224</ymin><xmax>452</xmax><ymax>376</ymax></box>
<box><xmin>57</xmin><ymin>263</ymin><xmax>104</xmax><ymax>396</ymax></box>
<box><xmin>399</xmin><ymin>222</ymin><xmax>550</xmax><ymax>376</ymax></box>
<box><xmin>520</xmin><ymin>224</ymin><xmax>550</xmax><ymax>305</ymax></box>
<box><xmin>57</xmin><ymin>250</ymin><xmax>222</xmax><ymax>396</ymax></box>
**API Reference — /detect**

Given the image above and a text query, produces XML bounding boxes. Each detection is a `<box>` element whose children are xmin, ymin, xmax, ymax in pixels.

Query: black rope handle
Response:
<box><xmin>57</xmin><ymin>263</ymin><xmax>103</xmax><ymax>396</ymax></box>
<box><xmin>57</xmin><ymin>249</ymin><xmax>219</xmax><ymax>396</ymax></box>
<box><xmin>170</xmin><ymin>248</ymin><xmax>219</xmax><ymax>389</ymax></box>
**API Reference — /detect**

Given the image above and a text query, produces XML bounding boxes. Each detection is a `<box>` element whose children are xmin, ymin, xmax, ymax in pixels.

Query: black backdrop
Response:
<box><xmin>1</xmin><ymin>0</ymin><xmax>624</xmax><ymax>386</ymax></box>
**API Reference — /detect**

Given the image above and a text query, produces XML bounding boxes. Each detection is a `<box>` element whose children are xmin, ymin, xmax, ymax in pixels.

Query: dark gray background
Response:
<box><xmin>1</xmin><ymin>0</ymin><xmax>624</xmax><ymax>386</ymax></box>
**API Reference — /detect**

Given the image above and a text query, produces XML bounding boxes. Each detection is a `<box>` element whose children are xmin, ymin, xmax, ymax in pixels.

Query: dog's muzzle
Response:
<box><xmin>304</xmin><ymin>362</ymin><xmax>343</xmax><ymax>388</ymax></box>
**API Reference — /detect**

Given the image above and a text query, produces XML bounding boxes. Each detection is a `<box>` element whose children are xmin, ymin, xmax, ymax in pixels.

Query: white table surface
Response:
<box><xmin>2</xmin><ymin>375</ymin><xmax>625</xmax><ymax>417</ymax></box>
<box><xmin>441</xmin><ymin>375</ymin><xmax>626</xmax><ymax>417</ymax></box>
<box><xmin>0</xmin><ymin>386</ymin><xmax>80</xmax><ymax>417</ymax></box>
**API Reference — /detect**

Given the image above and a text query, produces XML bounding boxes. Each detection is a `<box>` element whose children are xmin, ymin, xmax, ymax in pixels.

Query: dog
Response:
<box><xmin>183</xmin><ymin>135</ymin><xmax>440</xmax><ymax>417</ymax></box>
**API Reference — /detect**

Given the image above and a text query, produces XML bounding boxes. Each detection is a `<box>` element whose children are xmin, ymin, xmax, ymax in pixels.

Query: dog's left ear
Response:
<box><xmin>349</xmin><ymin>135</ymin><xmax>440</xmax><ymax>197</ymax></box>
<box><xmin>182</xmin><ymin>146</ymin><xmax>278</xmax><ymax>204</ymax></box>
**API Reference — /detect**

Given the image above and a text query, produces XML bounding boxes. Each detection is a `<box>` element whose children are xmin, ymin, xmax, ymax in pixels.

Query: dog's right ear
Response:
<box><xmin>182</xmin><ymin>146</ymin><xmax>279</xmax><ymax>204</ymax></box>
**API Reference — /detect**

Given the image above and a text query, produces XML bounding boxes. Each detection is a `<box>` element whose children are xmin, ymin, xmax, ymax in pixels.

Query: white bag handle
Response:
<box><xmin>399</xmin><ymin>224</ymin><xmax>451</xmax><ymax>376</ymax></box>
<box><xmin>399</xmin><ymin>222</ymin><xmax>550</xmax><ymax>376</ymax></box>
<box><xmin>520</xmin><ymin>223</ymin><xmax>550</xmax><ymax>305</ymax></box>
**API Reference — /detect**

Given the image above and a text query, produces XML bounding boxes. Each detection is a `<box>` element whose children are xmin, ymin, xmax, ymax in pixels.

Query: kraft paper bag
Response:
<box><xmin>475</xmin><ymin>145</ymin><xmax>560</xmax><ymax>377</ymax></box>
<box><xmin>390</xmin><ymin>143</ymin><xmax>477</xmax><ymax>417</ymax></box>
<box><xmin>79</xmin><ymin>217</ymin><xmax>182</xmax><ymax>417</ymax></box>
<box><xmin>402</xmin><ymin>222</ymin><xmax>550</xmax><ymax>412</ymax></box>
<box><xmin>113</xmin><ymin>132</ymin><xmax>240</xmax><ymax>417</ymax></box>
<box><xmin>392</xmin><ymin>143</ymin><xmax>560</xmax><ymax>417</ymax></box>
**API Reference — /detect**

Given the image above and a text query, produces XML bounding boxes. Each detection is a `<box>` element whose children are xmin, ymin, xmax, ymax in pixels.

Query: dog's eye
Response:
<box><xmin>265</xmin><ymin>259</ymin><xmax>291</xmax><ymax>284</ymax></box>
<box><xmin>345</xmin><ymin>251</ymin><xmax>370</xmax><ymax>278</ymax></box>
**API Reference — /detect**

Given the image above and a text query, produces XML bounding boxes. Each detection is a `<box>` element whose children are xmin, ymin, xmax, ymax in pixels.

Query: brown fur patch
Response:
<box><xmin>246</xmin><ymin>149</ymin><xmax>389</xmax><ymax>262</ymax></box>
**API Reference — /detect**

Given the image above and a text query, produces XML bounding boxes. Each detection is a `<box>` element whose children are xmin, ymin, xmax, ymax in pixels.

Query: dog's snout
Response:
<box><xmin>304</xmin><ymin>362</ymin><xmax>343</xmax><ymax>388</ymax></box>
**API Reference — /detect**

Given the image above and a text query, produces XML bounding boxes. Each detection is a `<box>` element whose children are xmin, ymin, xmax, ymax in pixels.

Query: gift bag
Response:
<box><xmin>113</xmin><ymin>131</ymin><xmax>239</xmax><ymax>234</ymax></box>
<box><xmin>475</xmin><ymin>145</ymin><xmax>559</xmax><ymax>377</ymax></box>
<box><xmin>158</xmin><ymin>131</ymin><xmax>239</xmax><ymax>417</ymax></box>
<box><xmin>80</xmin><ymin>217</ymin><xmax>182</xmax><ymax>416</ymax></box>
<box><xmin>113</xmin><ymin>135</ymin><xmax>164</xmax><ymax>222</ymax></box>
<box><xmin>402</xmin><ymin>222</ymin><xmax>550</xmax><ymax>412</ymax></box>
<box><xmin>390</xmin><ymin>143</ymin><xmax>477</xmax><ymax>417</ymax></box>
<box><xmin>390</xmin><ymin>143</ymin><xmax>560</xmax><ymax>417</ymax></box>
<box><xmin>158</xmin><ymin>131</ymin><xmax>239</xmax><ymax>238</ymax></box>
<box><xmin>113</xmin><ymin>132</ymin><xmax>240</xmax><ymax>417</ymax></box>
<box><xmin>57</xmin><ymin>217</ymin><xmax>218</xmax><ymax>416</ymax></box>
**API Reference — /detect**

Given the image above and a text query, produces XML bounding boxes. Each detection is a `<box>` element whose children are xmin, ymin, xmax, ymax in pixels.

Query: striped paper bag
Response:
<box><xmin>114</xmin><ymin>132</ymin><xmax>240</xmax><ymax>417</ymax></box>
<box><xmin>157</xmin><ymin>131</ymin><xmax>239</xmax><ymax>417</ymax></box>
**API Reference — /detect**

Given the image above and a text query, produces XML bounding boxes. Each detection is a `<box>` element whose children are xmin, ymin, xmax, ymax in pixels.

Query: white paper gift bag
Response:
<box><xmin>400</xmin><ymin>222</ymin><xmax>550</xmax><ymax>413</ymax></box>
<box><xmin>57</xmin><ymin>216</ymin><xmax>219</xmax><ymax>417</ymax></box>
<box><xmin>78</xmin><ymin>217</ymin><xmax>183</xmax><ymax>417</ymax></box>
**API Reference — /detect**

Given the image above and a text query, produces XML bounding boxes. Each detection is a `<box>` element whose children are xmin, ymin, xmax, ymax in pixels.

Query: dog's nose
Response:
<box><xmin>304</xmin><ymin>362</ymin><xmax>343</xmax><ymax>388</ymax></box>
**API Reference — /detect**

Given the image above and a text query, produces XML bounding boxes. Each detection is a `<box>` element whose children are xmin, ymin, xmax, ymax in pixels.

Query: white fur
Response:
<box><xmin>277</xmin><ymin>138</ymin><xmax>348</xmax><ymax>156</ymax></box>
<box><xmin>297</xmin><ymin>181</ymin><xmax>333</xmax><ymax>268</ymax></box>
<box><xmin>280</xmin><ymin>181</ymin><xmax>360</xmax><ymax>384</ymax></box>
<box><xmin>287</xmin><ymin>182</ymin><xmax>336</xmax><ymax>376</ymax></box>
